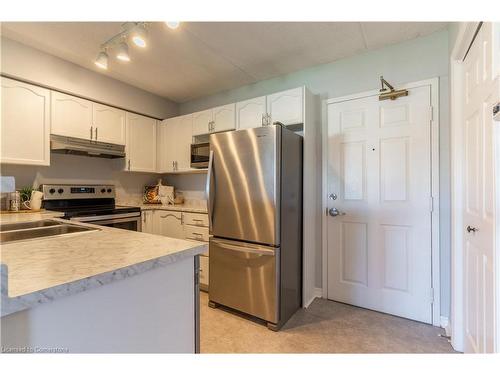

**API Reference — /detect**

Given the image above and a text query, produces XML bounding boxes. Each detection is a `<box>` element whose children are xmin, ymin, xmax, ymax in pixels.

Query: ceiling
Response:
<box><xmin>1</xmin><ymin>22</ymin><xmax>448</xmax><ymax>103</ymax></box>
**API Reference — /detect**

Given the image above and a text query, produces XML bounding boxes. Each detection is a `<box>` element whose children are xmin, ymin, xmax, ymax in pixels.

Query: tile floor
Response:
<box><xmin>200</xmin><ymin>292</ymin><xmax>456</xmax><ymax>353</ymax></box>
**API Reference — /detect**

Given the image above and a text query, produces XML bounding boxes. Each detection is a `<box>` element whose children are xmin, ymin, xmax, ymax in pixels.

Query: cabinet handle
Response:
<box><xmin>90</xmin><ymin>126</ymin><xmax>93</xmax><ymax>140</ymax></box>
<box><xmin>181</xmin><ymin>213</ymin><xmax>184</xmax><ymax>225</ymax></box>
<box><xmin>261</xmin><ymin>114</ymin><xmax>265</xmax><ymax>126</ymax></box>
<box><xmin>212</xmin><ymin>121</ymin><xmax>215</xmax><ymax>132</ymax></box>
<box><xmin>172</xmin><ymin>161</ymin><xmax>175</xmax><ymax>170</ymax></box>
<box><xmin>128</xmin><ymin>160</ymin><xmax>131</xmax><ymax>170</ymax></box>
<box><xmin>95</xmin><ymin>127</ymin><xmax>98</xmax><ymax>140</ymax></box>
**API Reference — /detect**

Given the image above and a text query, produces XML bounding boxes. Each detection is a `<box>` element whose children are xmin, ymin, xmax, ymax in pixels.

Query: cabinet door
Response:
<box><xmin>199</xmin><ymin>255</ymin><xmax>209</xmax><ymax>288</ymax></box>
<box><xmin>192</xmin><ymin>109</ymin><xmax>212</xmax><ymax>136</ymax></box>
<box><xmin>266</xmin><ymin>87</ymin><xmax>303</xmax><ymax>126</ymax></box>
<box><xmin>92</xmin><ymin>103</ymin><xmax>126</xmax><ymax>145</ymax></box>
<box><xmin>236</xmin><ymin>96</ymin><xmax>266</xmax><ymax>130</ymax></box>
<box><xmin>51</xmin><ymin>91</ymin><xmax>93</xmax><ymax>139</ymax></box>
<box><xmin>126</xmin><ymin>113</ymin><xmax>157</xmax><ymax>172</ymax></box>
<box><xmin>176</xmin><ymin>114</ymin><xmax>193</xmax><ymax>171</ymax></box>
<box><xmin>157</xmin><ymin>211</ymin><xmax>184</xmax><ymax>239</ymax></box>
<box><xmin>156</xmin><ymin>119</ymin><xmax>170</xmax><ymax>173</ymax></box>
<box><xmin>141</xmin><ymin>210</ymin><xmax>156</xmax><ymax>234</ymax></box>
<box><xmin>1</xmin><ymin>77</ymin><xmax>50</xmax><ymax>166</ymax></box>
<box><xmin>212</xmin><ymin>103</ymin><xmax>235</xmax><ymax>133</ymax></box>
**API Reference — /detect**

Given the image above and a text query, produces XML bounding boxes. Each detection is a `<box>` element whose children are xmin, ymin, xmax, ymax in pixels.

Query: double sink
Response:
<box><xmin>0</xmin><ymin>219</ymin><xmax>98</xmax><ymax>244</ymax></box>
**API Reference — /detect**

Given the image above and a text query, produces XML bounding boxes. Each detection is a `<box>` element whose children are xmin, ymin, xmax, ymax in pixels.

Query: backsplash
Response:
<box><xmin>1</xmin><ymin>153</ymin><xmax>207</xmax><ymax>206</ymax></box>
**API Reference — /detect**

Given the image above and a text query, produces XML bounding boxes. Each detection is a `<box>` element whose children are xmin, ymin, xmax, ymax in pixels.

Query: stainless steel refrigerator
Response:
<box><xmin>206</xmin><ymin>124</ymin><xmax>302</xmax><ymax>330</ymax></box>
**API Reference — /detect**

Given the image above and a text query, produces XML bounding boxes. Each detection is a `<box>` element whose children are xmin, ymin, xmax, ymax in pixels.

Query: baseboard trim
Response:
<box><xmin>440</xmin><ymin>316</ymin><xmax>451</xmax><ymax>337</ymax></box>
<box><xmin>303</xmin><ymin>288</ymin><xmax>324</xmax><ymax>308</ymax></box>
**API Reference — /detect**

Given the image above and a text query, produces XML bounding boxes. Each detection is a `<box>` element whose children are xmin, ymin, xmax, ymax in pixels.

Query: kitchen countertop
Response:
<box><xmin>0</xmin><ymin>218</ymin><xmax>207</xmax><ymax>317</ymax></box>
<box><xmin>0</xmin><ymin>210</ymin><xmax>64</xmax><ymax>224</ymax></box>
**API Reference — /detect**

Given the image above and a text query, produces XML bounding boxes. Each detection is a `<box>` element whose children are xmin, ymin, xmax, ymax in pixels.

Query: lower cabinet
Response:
<box><xmin>157</xmin><ymin>211</ymin><xmax>184</xmax><ymax>238</ymax></box>
<box><xmin>141</xmin><ymin>209</ymin><xmax>210</xmax><ymax>290</ymax></box>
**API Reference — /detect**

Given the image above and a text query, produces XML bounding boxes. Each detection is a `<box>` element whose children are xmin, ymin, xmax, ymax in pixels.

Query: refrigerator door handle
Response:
<box><xmin>211</xmin><ymin>239</ymin><xmax>276</xmax><ymax>256</ymax></box>
<box><xmin>205</xmin><ymin>150</ymin><xmax>215</xmax><ymax>233</ymax></box>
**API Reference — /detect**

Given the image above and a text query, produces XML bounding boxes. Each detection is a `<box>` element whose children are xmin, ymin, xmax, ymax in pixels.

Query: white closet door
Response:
<box><xmin>236</xmin><ymin>96</ymin><xmax>266</xmax><ymax>130</ymax></box>
<box><xmin>51</xmin><ymin>91</ymin><xmax>93</xmax><ymax>139</ymax></box>
<box><xmin>462</xmin><ymin>23</ymin><xmax>496</xmax><ymax>353</ymax></box>
<box><xmin>266</xmin><ymin>87</ymin><xmax>303</xmax><ymax>126</ymax></box>
<box><xmin>327</xmin><ymin>85</ymin><xmax>433</xmax><ymax>324</ymax></box>
<box><xmin>212</xmin><ymin>103</ymin><xmax>235</xmax><ymax>132</ymax></box>
<box><xmin>1</xmin><ymin>77</ymin><xmax>50</xmax><ymax>166</ymax></box>
<box><xmin>92</xmin><ymin>103</ymin><xmax>126</xmax><ymax>145</ymax></box>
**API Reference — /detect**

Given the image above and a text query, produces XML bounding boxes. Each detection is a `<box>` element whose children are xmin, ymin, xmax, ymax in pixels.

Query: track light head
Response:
<box><xmin>95</xmin><ymin>51</ymin><xmax>109</xmax><ymax>69</ymax></box>
<box><xmin>116</xmin><ymin>42</ymin><xmax>130</xmax><ymax>62</ymax></box>
<box><xmin>131</xmin><ymin>25</ymin><xmax>147</xmax><ymax>48</ymax></box>
<box><xmin>165</xmin><ymin>21</ymin><xmax>180</xmax><ymax>29</ymax></box>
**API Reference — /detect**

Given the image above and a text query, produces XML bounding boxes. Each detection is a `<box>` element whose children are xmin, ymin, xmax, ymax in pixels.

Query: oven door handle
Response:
<box><xmin>70</xmin><ymin>212</ymin><xmax>141</xmax><ymax>222</ymax></box>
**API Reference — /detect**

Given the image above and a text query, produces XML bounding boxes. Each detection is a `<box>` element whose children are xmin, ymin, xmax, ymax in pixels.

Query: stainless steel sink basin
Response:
<box><xmin>0</xmin><ymin>221</ymin><xmax>98</xmax><ymax>244</ymax></box>
<box><xmin>0</xmin><ymin>219</ymin><xmax>62</xmax><ymax>232</ymax></box>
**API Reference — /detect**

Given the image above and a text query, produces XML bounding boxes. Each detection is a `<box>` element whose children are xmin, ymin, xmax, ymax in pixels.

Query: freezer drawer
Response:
<box><xmin>209</xmin><ymin>237</ymin><xmax>279</xmax><ymax>323</ymax></box>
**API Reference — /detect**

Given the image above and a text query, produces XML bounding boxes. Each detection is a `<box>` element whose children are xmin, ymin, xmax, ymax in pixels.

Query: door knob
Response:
<box><xmin>466</xmin><ymin>226</ymin><xmax>478</xmax><ymax>233</ymax></box>
<box><xmin>328</xmin><ymin>208</ymin><xmax>345</xmax><ymax>217</ymax></box>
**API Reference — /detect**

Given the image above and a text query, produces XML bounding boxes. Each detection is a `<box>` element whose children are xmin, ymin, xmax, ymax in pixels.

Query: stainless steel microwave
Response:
<box><xmin>191</xmin><ymin>142</ymin><xmax>210</xmax><ymax>168</ymax></box>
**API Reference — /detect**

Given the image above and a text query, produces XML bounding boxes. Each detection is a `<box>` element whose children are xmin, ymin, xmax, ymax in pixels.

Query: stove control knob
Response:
<box><xmin>101</xmin><ymin>188</ymin><xmax>106</xmax><ymax>193</ymax></box>
<box><xmin>107</xmin><ymin>188</ymin><xmax>112</xmax><ymax>193</ymax></box>
<box><xmin>49</xmin><ymin>188</ymin><xmax>56</xmax><ymax>194</ymax></box>
<box><xmin>58</xmin><ymin>188</ymin><xmax>64</xmax><ymax>194</ymax></box>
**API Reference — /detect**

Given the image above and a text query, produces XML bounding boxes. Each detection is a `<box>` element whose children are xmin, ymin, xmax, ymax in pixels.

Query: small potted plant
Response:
<box><xmin>19</xmin><ymin>187</ymin><xmax>35</xmax><ymax>210</ymax></box>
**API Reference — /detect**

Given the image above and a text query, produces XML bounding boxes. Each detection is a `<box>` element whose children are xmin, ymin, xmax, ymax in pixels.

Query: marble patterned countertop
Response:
<box><xmin>0</xmin><ymin>217</ymin><xmax>207</xmax><ymax>317</ymax></box>
<box><xmin>0</xmin><ymin>210</ymin><xmax>64</xmax><ymax>224</ymax></box>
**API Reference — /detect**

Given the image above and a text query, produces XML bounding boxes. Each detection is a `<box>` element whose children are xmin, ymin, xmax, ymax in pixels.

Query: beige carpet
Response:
<box><xmin>200</xmin><ymin>292</ymin><xmax>456</xmax><ymax>353</ymax></box>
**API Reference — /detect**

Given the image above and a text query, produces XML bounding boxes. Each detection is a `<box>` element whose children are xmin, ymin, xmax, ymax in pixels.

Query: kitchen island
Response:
<box><xmin>0</xmin><ymin>215</ymin><xmax>207</xmax><ymax>353</ymax></box>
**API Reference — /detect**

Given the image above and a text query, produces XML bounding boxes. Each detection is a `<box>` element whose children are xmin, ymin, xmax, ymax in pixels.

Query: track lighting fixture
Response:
<box><xmin>131</xmin><ymin>25</ymin><xmax>148</xmax><ymax>48</ymax></box>
<box><xmin>116</xmin><ymin>42</ymin><xmax>130</xmax><ymax>62</ymax></box>
<box><xmin>94</xmin><ymin>51</ymin><xmax>109</xmax><ymax>70</ymax></box>
<box><xmin>165</xmin><ymin>21</ymin><xmax>180</xmax><ymax>29</ymax></box>
<box><xmin>93</xmin><ymin>22</ymin><xmax>148</xmax><ymax>70</ymax></box>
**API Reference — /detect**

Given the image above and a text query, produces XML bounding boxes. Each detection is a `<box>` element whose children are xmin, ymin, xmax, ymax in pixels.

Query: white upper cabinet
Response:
<box><xmin>92</xmin><ymin>103</ymin><xmax>126</xmax><ymax>145</ymax></box>
<box><xmin>176</xmin><ymin>114</ymin><xmax>193</xmax><ymax>171</ymax></box>
<box><xmin>156</xmin><ymin>119</ymin><xmax>170</xmax><ymax>173</ymax></box>
<box><xmin>126</xmin><ymin>113</ymin><xmax>157</xmax><ymax>172</ymax></box>
<box><xmin>158</xmin><ymin>115</ymin><xmax>193</xmax><ymax>173</ymax></box>
<box><xmin>1</xmin><ymin>77</ymin><xmax>50</xmax><ymax>166</ymax></box>
<box><xmin>212</xmin><ymin>103</ymin><xmax>235</xmax><ymax>133</ymax></box>
<box><xmin>192</xmin><ymin>109</ymin><xmax>212</xmax><ymax>136</ymax></box>
<box><xmin>236</xmin><ymin>96</ymin><xmax>267</xmax><ymax>130</ymax></box>
<box><xmin>51</xmin><ymin>91</ymin><xmax>93</xmax><ymax>140</ymax></box>
<box><xmin>266</xmin><ymin>87</ymin><xmax>303</xmax><ymax>126</ymax></box>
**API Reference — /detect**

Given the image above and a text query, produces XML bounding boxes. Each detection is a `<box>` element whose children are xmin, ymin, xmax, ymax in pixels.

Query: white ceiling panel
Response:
<box><xmin>0</xmin><ymin>22</ymin><xmax>448</xmax><ymax>103</ymax></box>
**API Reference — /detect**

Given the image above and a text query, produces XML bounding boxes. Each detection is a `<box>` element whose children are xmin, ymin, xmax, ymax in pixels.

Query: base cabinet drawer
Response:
<box><xmin>182</xmin><ymin>212</ymin><xmax>209</xmax><ymax>227</ymax></box>
<box><xmin>199</xmin><ymin>255</ymin><xmax>209</xmax><ymax>289</ymax></box>
<box><xmin>184</xmin><ymin>225</ymin><xmax>209</xmax><ymax>242</ymax></box>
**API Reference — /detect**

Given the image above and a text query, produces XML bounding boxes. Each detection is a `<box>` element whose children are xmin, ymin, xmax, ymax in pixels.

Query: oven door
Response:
<box><xmin>71</xmin><ymin>213</ymin><xmax>141</xmax><ymax>231</ymax></box>
<box><xmin>191</xmin><ymin>142</ymin><xmax>210</xmax><ymax>168</ymax></box>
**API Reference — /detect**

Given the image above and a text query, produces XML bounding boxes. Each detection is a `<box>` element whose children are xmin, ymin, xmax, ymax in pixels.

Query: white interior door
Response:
<box><xmin>326</xmin><ymin>85</ymin><xmax>434</xmax><ymax>323</ymax></box>
<box><xmin>462</xmin><ymin>23</ymin><xmax>496</xmax><ymax>353</ymax></box>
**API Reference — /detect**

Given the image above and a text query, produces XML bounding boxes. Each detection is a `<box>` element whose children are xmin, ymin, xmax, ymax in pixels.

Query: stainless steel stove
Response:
<box><xmin>42</xmin><ymin>184</ymin><xmax>141</xmax><ymax>231</ymax></box>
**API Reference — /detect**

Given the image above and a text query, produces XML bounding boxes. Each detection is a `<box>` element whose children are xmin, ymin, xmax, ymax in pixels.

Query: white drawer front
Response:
<box><xmin>183</xmin><ymin>212</ymin><xmax>209</xmax><ymax>227</ymax></box>
<box><xmin>184</xmin><ymin>225</ymin><xmax>209</xmax><ymax>242</ymax></box>
<box><xmin>199</xmin><ymin>255</ymin><xmax>209</xmax><ymax>287</ymax></box>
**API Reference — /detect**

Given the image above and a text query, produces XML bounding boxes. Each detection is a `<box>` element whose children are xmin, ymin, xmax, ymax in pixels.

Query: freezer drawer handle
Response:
<box><xmin>212</xmin><ymin>240</ymin><xmax>275</xmax><ymax>256</ymax></box>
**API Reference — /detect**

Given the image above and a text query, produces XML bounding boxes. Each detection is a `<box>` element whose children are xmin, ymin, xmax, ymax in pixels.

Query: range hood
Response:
<box><xmin>50</xmin><ymin>135</ymin><xmax>125</xmax><ymax>159</ymax></box>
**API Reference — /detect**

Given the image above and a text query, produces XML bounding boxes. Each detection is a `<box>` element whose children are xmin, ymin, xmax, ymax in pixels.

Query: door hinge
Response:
<box><xmin>430</xmin><ymin>196</ymin><xmax>434</xmax><ymax>213</ymax></box>
<box><xmin>430</xmin><ymin>287</ymin><xmax>434</xmax><ymax>303</ymax></box>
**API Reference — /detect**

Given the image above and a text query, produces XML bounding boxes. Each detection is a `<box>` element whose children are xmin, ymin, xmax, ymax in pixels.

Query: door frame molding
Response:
<box><xmin>321</xmin><ymin>77</ymin><xmax>441</xmax><ymax>326</ymax></box>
